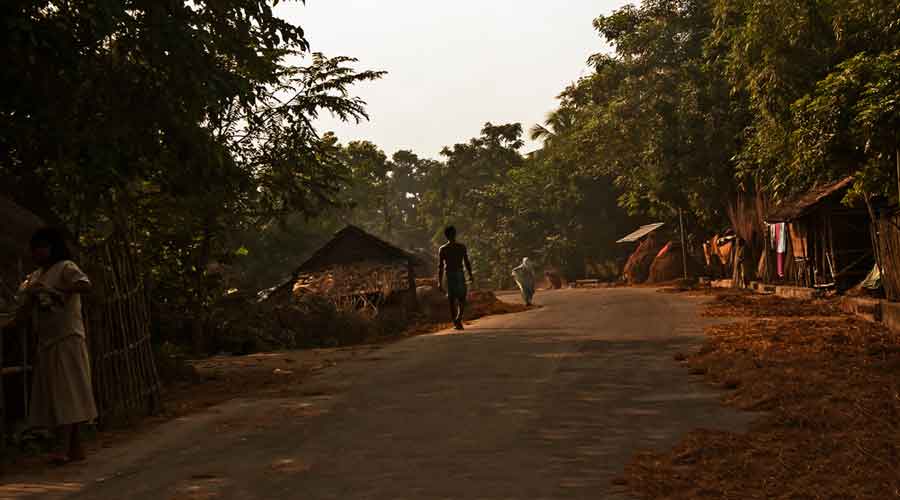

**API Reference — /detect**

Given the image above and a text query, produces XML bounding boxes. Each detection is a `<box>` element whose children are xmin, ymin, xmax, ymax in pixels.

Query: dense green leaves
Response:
<box><xmin>709</xmin><ymin>0</ymin><xmax>900</xmax><ymax>198</ymax></box>
<box><xmin>532</xmin><ymin>0</ymin><xmax>899</xmax><ymax>237</ymax></box>
<box><xmin>4</xmin><ymin>0</ymin><xmax>898</xmax><ymax>349</ymax></box>
<box><xmin>1</xmin><ymin>1</ymin><xmax>389</xmax><ymax>349</ymax></box>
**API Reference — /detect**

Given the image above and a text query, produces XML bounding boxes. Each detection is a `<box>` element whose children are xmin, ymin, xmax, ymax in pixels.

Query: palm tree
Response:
<box><xmin>528</xmin><ymin>107</ymin><xmax>577</xmax><ymax>145</ymax></box>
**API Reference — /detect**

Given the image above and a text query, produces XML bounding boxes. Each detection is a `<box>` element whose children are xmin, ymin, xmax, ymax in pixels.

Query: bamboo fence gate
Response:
<box><xmin>2</xmin><ymin>230</ymin><xmax>161</xmax><ymax>450</ymax></box>
<box><xmin>85</xmin><ymin>230</ymin><xmax>161</xmax><ymax>425</ymax></box>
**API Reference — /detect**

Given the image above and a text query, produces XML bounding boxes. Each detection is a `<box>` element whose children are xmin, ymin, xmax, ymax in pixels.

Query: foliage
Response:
<box><xmin>579</xmin><ymin>0</ymin><xmax>748</xmax><ymax>229</ymax></box>
<box><xmin>5</xmin><ymin>0</ymin><xmax>899</xmax><ymax>353</ymax></box>
<box><xmin>710</xmin><ymin>0</ymin><xmax>900</xmax><ymax>199</ymax></box>
<box><xmin>1</xmin><ymin>1</ymin><xmax>386</xmax><ymax>352</ymax></box>
<box><xmin>791</xmin><ymin>49</ymin><xmax>900</xmax><ymax>201</ymax></box>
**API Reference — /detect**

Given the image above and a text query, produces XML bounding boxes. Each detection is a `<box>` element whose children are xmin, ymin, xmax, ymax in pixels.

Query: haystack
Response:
<box><xmin>623</xmin><ymin>236</ymin><xmax>662</xmax><ymax>284</ymax></box>
<box><xmin>648</xmin><ymin>241</ymin><xmax>704</xmax><ymax>283</ymax></box>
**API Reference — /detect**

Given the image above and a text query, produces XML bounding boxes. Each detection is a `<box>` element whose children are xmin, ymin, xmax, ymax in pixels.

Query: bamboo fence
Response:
<box><xmin>874</xmin><ymin>208</ymin><xmax>900</xmax><ymax>301</ymax></box>
<box><xmin>85</xmin><ymin>229</ymin><xmax>161</xmax><ymax>426</ymax></box>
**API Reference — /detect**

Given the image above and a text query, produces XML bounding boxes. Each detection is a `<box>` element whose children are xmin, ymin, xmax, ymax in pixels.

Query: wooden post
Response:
<box><xmin>678</xmin><ymin>208</ymin><xmax>688</xmax><ymax>280</ymax></box>
<box><xmin>1</xmin><ymin>318</ymin><xmax>5</xmax><ymax>455</ymax></box>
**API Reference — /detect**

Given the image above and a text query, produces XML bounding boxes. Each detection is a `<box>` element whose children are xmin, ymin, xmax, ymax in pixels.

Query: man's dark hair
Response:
<box><xmin>30</xmin><ymin>227</ymin><xmax>73</xmax><ymax>265</ymax></box>
<box><xmin>444</xmin><ymin>225</ymin><xmax>457</xmax><ymax>240</ymax></box>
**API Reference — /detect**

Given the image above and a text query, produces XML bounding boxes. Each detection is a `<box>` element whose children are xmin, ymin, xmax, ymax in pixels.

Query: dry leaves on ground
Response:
<box><xmin>702</xmin><ymin>291</ymin><xmax>841</xmax><ymax>318</ymax></box>
<box><xmin>623</xmin><ymin>291</ymin><xmax>900</xmax><ymax>499</ymax></box>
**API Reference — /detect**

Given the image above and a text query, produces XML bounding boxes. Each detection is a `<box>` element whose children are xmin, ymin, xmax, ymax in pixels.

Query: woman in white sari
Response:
<box><xmin>17</xmin><ymin>227</ymin><xmax>97</xmax><ymax>465</ymax></box>
<box><xmin>511</xmin><ymin>258</ymin><xmax>536</xmax><ymax>306</ymax></box>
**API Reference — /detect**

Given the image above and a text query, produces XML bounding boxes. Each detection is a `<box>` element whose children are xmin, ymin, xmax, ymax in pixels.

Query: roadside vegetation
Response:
<box><xmin>4</xmin><ymin>0</ymin><xmax>897</xmax><ymax>356</ymax></box>
<box><xmin>2</xmin><ymin>0</ymin><xmax>899</xmax><ymax>488</ymax></box>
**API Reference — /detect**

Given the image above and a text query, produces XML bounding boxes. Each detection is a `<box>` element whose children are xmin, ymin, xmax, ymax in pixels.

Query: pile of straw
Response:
<box><xmin>623</xmin><ymin>236</ymin><xmax>663</xmax><ymax>284</ymax></box>
<box><xmin>622</xmin><ymin>293</ymin><xmax>900</xmax><ymax>499</ymax></box>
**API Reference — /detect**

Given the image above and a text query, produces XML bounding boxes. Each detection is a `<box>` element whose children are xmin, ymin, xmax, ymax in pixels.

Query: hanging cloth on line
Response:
<box><xmin>776</xmin><ymin>223</ymin><xmax>787</xmax><ymax>254</ymax></box>
<box><xmin>774</xmin><ymin>223</ymin><xmax>787</xmax><ymax>278</ymax></box>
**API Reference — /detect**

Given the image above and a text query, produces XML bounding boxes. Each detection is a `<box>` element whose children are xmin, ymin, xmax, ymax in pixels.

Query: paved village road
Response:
<box><xmin>1</xmin><ymin>288</ymin><xmax>754</xmax><ymax>500</ymax></box>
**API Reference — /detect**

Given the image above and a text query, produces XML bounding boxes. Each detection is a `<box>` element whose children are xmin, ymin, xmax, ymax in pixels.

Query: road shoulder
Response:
<box><xmin>622</xmin><ymin>290</ymin><xmax>900</xmax><ymax>499</ymax></box>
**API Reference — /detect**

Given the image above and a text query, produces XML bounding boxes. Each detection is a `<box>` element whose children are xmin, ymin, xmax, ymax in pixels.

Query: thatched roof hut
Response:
<box><xmin>297</xmin><ymin>225</ymin><xmax>423</xmax><ymax>274</ymax></box>
<box><xmin>258</xmin><ymin>226</ymin><xmax>425</xmax><ymax>318</ymax></box>
<box><xmin>763</xmin><ymin>177</ymin><xmax>872</xmax><ymax>290</ymax></box>
<box><xmin>766</xmin><ymin>177</ymin><xmax>855</xmax><ymax>223</ymax></box>
<box><xmin>293</xmin><ymin>225</ymin><xmax>423</xmax><ymax>300</ymax></box>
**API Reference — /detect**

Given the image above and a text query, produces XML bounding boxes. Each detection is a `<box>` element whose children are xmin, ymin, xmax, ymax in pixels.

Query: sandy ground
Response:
<box><xmin>0</xmin><ymin>288</ymin><xmax>752</xmax><ymax>499</ymax></box>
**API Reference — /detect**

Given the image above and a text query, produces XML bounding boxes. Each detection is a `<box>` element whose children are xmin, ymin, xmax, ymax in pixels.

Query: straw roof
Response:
<box><xmin>295</xmin><ymin>225</ymin><xmax>423</xmax><ymax>274</ymax></box>
<box><xmin>765</xmin><ymin>177</ymin><xmax>854</xmax><ymax>223</ymax></box>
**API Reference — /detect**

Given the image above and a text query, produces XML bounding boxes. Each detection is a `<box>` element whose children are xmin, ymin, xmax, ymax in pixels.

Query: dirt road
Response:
<box><xmin>1</xmin><ymin>288</ymin><xmax>754</xmax><ymax>499</ymax></box>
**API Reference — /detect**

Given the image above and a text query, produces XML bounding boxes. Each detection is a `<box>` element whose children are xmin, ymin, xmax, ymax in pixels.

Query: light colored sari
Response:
<box><xmin>512</xmin><ymin>258</ymin><xmax>536</xmax><ymax>305</ymax></box>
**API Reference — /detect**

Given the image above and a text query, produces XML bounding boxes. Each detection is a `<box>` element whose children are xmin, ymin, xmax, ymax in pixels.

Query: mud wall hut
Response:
<box><xmin>764</xmin><ymin>177</ymin><xmax>873</xmax><ymax>291</ymax></box>
<box><xmin>291</xmin><ymin>226</ymin><xmax>423</xmax><ymax>316</ymax></box>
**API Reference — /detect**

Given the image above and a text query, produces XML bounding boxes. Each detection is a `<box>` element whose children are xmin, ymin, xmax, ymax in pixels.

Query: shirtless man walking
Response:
<box><xmin>438</xmin><ymin>226</ymin><xmax>474</xmax><ymax>330</ymax></box>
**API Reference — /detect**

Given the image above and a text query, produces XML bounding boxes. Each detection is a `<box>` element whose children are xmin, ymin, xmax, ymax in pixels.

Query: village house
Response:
<box><xmin>762</xmin><ymin>177</ymin><xmax>874</xmax><ymax>291</ymax></box>
<box><xmin>289</xmin><ymin>225</ymin><xmax>424</xmax><ymax>317</ymax></box>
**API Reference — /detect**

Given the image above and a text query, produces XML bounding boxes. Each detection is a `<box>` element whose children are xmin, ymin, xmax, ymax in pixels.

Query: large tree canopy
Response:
<box><xmin>5</xmin><ymin>0</ymin><xmax>898</xmax><ymax>351</ymax></box>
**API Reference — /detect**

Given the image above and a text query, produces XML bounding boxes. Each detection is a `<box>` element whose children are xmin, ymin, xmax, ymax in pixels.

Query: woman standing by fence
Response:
<box><xmin>16</xmin><ymin>227</ymin><xmax>97</xmax><ymax>464</ymax></box>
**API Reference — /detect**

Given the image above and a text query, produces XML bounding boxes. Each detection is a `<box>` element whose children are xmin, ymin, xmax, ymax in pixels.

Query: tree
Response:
<box><xmin>710</xmin><ymin>0</ymin><xmax>899</xmax><ymax>200</ymax></box>
<box><xmin>529</xmin><ymin>107</ymin><xmax>577</xmax><ymax>146</ymax></box>
<box><xmin>1</xmin><ymin>1</ymin><xmax>387</xmax><ymax>351</ymax></box>
<box><xmin>792</xmin><ymin>49</ymin><xmax>900</xmax><ymax>201</ymax></box>
<box><xmin>565</xmin><ymin>0</ymin><xmax>748</xmax><ymax>231</ymax></box>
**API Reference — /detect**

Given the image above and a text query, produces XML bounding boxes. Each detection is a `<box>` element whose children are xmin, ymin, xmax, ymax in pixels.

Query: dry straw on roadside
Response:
<box><xmin>622</xmin><ymin>292</ymin><xmax>900</xmax><ymax>499</ymax></box>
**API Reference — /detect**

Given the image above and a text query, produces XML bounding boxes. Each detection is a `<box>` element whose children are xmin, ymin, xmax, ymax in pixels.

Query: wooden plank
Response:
<box><xmin>1</xmin><ymin>366</ymin><xmax>31</xmax><ymax>376</ymax></box>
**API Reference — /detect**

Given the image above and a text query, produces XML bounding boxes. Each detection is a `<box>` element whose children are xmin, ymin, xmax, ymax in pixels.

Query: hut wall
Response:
<box><xmin>829</xmin><ymin>208</ymin><xmax>874</xmax><ymax>289</ymax></box>
<box><xmin>294</xmin><ymin>259</ymin><xmax>419</xmax><ymax>318</ymax></box>
<box><xmin>778</xmin><ymin>214</ymin><xmax>826</xmax><ymax>287</ymax></box>
<box><xmin>875</xmin><ymin>208</ymin><xmax>900</xmax><ymax>301</ymax></box>
<box><xmin>295</xmin><ymin>260</ymin><xmax>413</xmax><ymax>297</ymax></box>
<box><xmin>772</xmin><ymin>203</ymin><xmax>872</xmax><ymax>290</ymax></box>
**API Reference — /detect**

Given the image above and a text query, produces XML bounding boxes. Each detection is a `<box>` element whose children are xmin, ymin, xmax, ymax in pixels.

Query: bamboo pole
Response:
<box><xmin>105</xmin><ymin>243</ymin><xmax>126</xmax><ymax>422</ymax></box>
<box><xmin>121</xmin><ymin>243</ymin><xmax>142</xmax><ymax>418</ymax></box>
<box><xmin>126</xmin><ymin>242</ymin><xmax>154</xmax><ymax>415</ymax></box>
<box><xmin>21</xmin><ymin>316</ymin><xmax>28</xmax><ymax>420</ymax></box>
<box><xmin>83</xmin><ymin>225</ymin><xmax>162</xmax><ymax>423</ymax></box>
<box><xmin>1</xmin><ymin>321</ymin><xmax>5</xmax><ymax>451</ymax></box>
<box><xmin>678</xmin><ymin>208</ymin><xmax>688</xmax><ymax>280</ymax></box>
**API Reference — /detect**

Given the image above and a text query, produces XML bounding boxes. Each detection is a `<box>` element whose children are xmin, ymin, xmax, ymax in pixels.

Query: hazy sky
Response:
<box><xmin>274</xmin><ymin>1</ymin><xmax>631</xmax><ymax>159</ymax></box>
